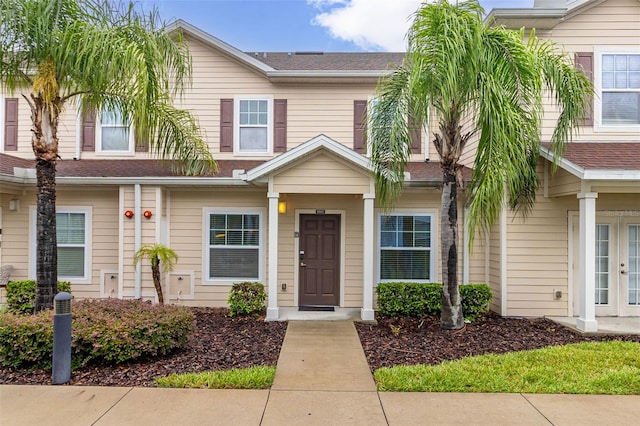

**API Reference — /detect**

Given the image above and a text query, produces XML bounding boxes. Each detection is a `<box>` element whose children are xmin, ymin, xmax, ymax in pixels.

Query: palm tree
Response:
<box><xmin>133</xmin><ymin>244</ymin><xmax>178</xmax><ymax>305</ymax></box>
<box><xmin>0</xmin><ymin>0</ymin><xmax>216</xmax><ymax>311</ymax></box>
<box><xmin>369</xmin><ymin>0</ymin><xmax>591</xmax><ymax>329</ymax></box>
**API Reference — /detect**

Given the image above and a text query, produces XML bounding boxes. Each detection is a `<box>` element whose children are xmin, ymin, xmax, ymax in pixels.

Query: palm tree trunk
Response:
<box><xmin>152</xmin><ymin>257</ymin><xmax>164</xmax><ymax>304</ymax></box>
<box><xmin>35</xmin><ymin>158</ymin><xmax>58</xmax><ymax>312</ymax></box>
<box><xmin>30</xmin><ymin>95</ymin><xmax>61</xmax><ymax>312</ymax></box>
<box><xmin>440</xmin><ymin>165</ymin><xmax>464</xmax><ymax>330</ymax></box>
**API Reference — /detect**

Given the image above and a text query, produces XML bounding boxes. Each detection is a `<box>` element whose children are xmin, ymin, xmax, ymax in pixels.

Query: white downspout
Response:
<box><xmin>463</xmin><ymin>207</ymin><xmax>470</xmax><ymax>285</ymax></box>
<box><xmin>134</xmin><ymin>184</ymin><xmax>142</xmax><ymax>298</ymax></box>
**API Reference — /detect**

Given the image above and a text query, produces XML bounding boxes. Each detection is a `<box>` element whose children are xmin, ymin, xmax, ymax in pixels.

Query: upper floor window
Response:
<box><xmin>235</xmin><ymin>97</ymin><xmax>273</xmax><ymax>154</ymax></box>
<box><xmin>97</xmin><ymin>107</ymin><xmax>134</xmax><ymax>153</ymax></box>
<box><xmin>595</xmin><ymin>49</ymin><xmax>640</xmax><ymax>131</ymax></box>
<box><xmin>601</xmin><ymin>54</ymin><xmax>640</xmax><ymax>126</ymax></box>
<box><xmin>379</xmin><ymin>213</ymin><xmax>434</xmax><ymax>282</ymax></box>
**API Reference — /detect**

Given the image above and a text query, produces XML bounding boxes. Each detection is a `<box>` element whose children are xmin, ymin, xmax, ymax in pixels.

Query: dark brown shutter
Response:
<box><xmin>81</xmin><ymin>110</ymin><xmax>96</xmax><ymax>151</ymax></box>
<box><xmin>135</xmin><ymin>132</ymin><xmax>149</xmax><ymax>152</ymax></box>
<box><xmin>4</xmin><ymin>98</ymin><xmax>18</xmax><ymax>151</ymax></box>
<box><xmin>353</xmin><ymin>100</ymin><xmax>367</xmax><ymax>153</ymax></box>
<box><xmin>220</xmin><ymin>98</ymin><xmax>233</xmax><ymax>152</ymax></box>
<box><xmin>575</xmin><ymin>52</ymin><xmax>594</xmax><ymax>126</ymax></box>
<box><xmin>274</xmin><ymin>99</ymin><xmax>287</xmax><ymax>152</ymax></box>
<box><xmin>136</xmin><ymin>136</ymin><xmax>149</xmax><ymax>152</ymax></box>
<box><xmin>408</xmin><ymin>115</ymin><xmax>422</xmax><ymax>154</ymax></box>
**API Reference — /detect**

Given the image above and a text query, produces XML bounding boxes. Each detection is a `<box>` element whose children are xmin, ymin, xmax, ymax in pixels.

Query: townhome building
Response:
<box><xmin>1</xmin><ymin>0</ymin><xmax>638</xmax><ymax>331</ymax></box>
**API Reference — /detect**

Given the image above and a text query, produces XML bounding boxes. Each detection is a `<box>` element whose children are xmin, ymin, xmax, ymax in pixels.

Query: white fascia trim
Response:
<box><xmin>167</xmin><ymin>20</ymin><xmax>274</xmax><ymax>75</ymax></box>
<box><xmin>266</xmin><ymin>70</ymin><xmax>390</xmax><ymax>79</ymax></box>
<box><xmin>583</xmin><ymin>170</ymin><xmax>640</xmax><ymax>180</ymax></box>
<box><xmin>56</xmin><ymin>177</ymin><xmax>249</xmax><ymax>186</ymax></box>
<box><xmin>539</xmin><ymin>146</ymin><xmax>585</xmax><ymax>178</ymax></box>
<box><xmin>244</xmin><ymin>134</ymin><xmax>373</xmax><ymax>181</ymax></box>
<box><xmin>488</xmin><ymin>8</ymin><xmax>567</xmax><ymax>19</ymax></box>
<box><xmin>541</xmin><ymin>147</ymin><xmax>640</xmax><ymax>181</ymax></box>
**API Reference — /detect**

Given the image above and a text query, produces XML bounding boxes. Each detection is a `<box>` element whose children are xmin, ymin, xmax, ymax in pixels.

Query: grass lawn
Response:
<box><xmin>155</xmin><ymin>366</ymin><xmax>275</xmax><ymax>389</ymax></box>
<box><xmin>374</xmin><ymin>341</ymin><xmax>640</xmax><ymax>394</ymax></box>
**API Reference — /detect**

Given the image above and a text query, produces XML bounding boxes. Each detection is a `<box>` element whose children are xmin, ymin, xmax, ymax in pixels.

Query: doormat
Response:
<box><xmin>299</xmin><ymin>306</ymin><xmax>335</xmax><ymax>312</ymax></box>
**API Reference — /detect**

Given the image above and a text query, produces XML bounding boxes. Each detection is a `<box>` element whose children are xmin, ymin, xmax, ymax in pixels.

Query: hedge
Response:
<box><xmin>376</xmin><ymin>282</ymin><xmax>492</xmax><ymax>321</ymax></box>
<box><xmin>227</xmin><ymin>282</ymin><xmax>267</xmax><ymax>317</ymax></box>
<box><xmin>0</xmin><ymin>298</ymin><xmax>194</xmax><ymax>369</ymax></box>
<box><xmin>6</xmin><ymin>280</ymin><xmax>72</xmax><ymax>314</ymax></box>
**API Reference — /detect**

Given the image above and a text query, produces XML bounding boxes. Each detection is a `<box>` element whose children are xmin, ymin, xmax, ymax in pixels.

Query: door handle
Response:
<box><xmin>621</xmin><ymin>270</ymin><xmax>628</xmax><ymax>275</ymax></box>
<box><xmin>300</xmin><ymin>262</ymin><xmax>306</xmax><ymax>267</ymax></box>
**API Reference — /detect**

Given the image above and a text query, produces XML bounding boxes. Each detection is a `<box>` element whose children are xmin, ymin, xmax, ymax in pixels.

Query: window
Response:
<box><xmin>207</xmin><ymin>213</ymin><xmax>261</xmax><ymax>280</ymax></box>
<box><xmin>235</xmin><ymin>97</ymin><xmax>272</xmax><ymax>154</ymax></box>
<box><xmin>595</xmin><ymin>224</ymin><xmax>610</xmax><ymax>305</ymax></box>
<box><xmin>30</xmin><ymin>207</ymin><xmax>91</xmax><ymax>281</ymax></box>
<box><xmin>57</xmin><ymin>212</ymin><xmax>87</xmax><ymax>278</ymax></box>
<box><xmin>596</xmin><ymin>50</ymin><xmax>640</xmax><ymax>129</ymax></box>
<box><xmin>98</xmin><ymin>107</ymin><xmax>133</xmax><ymax>152</ymax></box>
<box><xmin>379</xmin><ymin>214</ymin><xmax>433</xmax><ymax>281</ymax></box>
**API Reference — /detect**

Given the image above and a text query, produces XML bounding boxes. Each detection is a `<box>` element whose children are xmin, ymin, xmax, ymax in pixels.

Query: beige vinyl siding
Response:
<box><xmin>0</xmin><ymin>193</ymin><xmax>31</xmax><ymax>281</ymax></box>
<box><xmin>57</xmin><ymin>189</ymin><xmax>119</xmax><ymax>298</ymax></box>
<box><xmin>503</xmin><ymin>161</ymin><xmax>576</xmax><ymax>317</ymax></box>
<box><xmin>488</xmin><ymin>220</ymin><xmax>501</xmax><ymax>313</ymax></box>
<box><xmin>272</xmin><ymin>152</ymin><xmax>372</xmax><ymax>194</ymax></box>
<box><xmin>547</xmin><ymin>165</ymin><xmax>582</xmax><ymax>197</ymax></box>
<box><xmin>167</xmin><ymin>189</ymin><xmax>267</xmax><ymax>307</ymax></box>
<box><xmin>182</xmin><ymin>36</ymin><xmax>388</xmax><ymax>161</ymax></box>
<box><xmin>537</xmin><ymin>0</ymin><xmax>640</xmax><ymax>142</ymax></box>
<box><xmin>0</xmin><ymin>189</ymin><xmax>119</xmax><ymax>298</ymax></box>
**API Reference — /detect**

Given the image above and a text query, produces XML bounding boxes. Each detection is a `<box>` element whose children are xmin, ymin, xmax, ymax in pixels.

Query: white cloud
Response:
<box><xmin>309</xmin><ymin>0</ymin><xmax>423</xmax><ymax>52</ymax></box>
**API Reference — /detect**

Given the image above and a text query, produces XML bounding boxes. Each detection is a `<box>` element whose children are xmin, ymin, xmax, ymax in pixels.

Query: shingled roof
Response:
<box><xmin>251</xmin><ymin>52</ymin><xmax>406</xmax><ymax>71</ymax></box>
<box><xmin>545</xmin><ymin>143</ymin><xmax>640</xmax><ymax>171</ymax></box>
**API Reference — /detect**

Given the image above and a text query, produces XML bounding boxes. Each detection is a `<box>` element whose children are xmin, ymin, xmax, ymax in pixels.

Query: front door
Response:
<box><xmin>620</xmin><ymin>219</ymin><xmax>640</xmax><ymax>316</ymax></box>
<box><xmin>299</xmin><ymin>214</ymin><xmax>340</xmax><ymax>306</ymax></box>
<box><xmin>572</xmin><ymin>215</ymin><xmax>640</xmax><ymax>317</ymax></box>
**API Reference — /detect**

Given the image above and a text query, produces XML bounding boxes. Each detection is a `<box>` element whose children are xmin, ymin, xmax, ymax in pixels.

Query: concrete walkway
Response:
<box><xmin>2</xmin><ymin>320</ymin><xmax>640</xmax><ymax>425</ymax></box>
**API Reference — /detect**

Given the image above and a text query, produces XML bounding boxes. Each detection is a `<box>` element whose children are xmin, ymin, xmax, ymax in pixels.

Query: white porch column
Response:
<box><xmin>577</xmin><ymin>192</ymin><xmax>598</xmax><ymax>332</ymax></box>
<box><xmin>266</xmin><ymin>192</ymin><xmax>280</xmax><ymax>321</ymax></box>
<box><xmin>361</xmin><ymin>193</ymin><xmax>375</xmax><ymax>321</ymax></box>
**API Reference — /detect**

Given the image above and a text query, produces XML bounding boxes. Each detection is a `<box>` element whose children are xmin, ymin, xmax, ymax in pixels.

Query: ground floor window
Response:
<box><xmin>57</xmin><ymin>212</ymin><xmax>87</xmax><ymax>278</ymax></box>
<box><xmin>379</xmin><ymin>214</ymin><xmax>433</xmax><ymax>281</ymax></box>
<box><xmin>208</xmin><ymin>213</ymin><xmax>261</xmax><ymax>280</ymax></box>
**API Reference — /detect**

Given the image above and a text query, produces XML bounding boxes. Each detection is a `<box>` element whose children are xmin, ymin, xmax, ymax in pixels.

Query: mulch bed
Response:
<box><xmin>0</xmin><ymin>308</ymin><xmax>287</xmax><ymax>387</ymax></box>
<box><xmin>2</xmin><ymin>309</ymin><xmax>639</xmax><ymax>386</ymax></box>
<box><xmin>356</xmin><ymin>312</ymin><xmax>640</xmax><ymax>372</ymax></box>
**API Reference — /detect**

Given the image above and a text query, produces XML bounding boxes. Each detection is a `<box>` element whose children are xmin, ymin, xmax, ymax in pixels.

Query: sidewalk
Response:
<box><xmin>2</xmin><ymin>321</ymin><xmax>640</xmax><ymax>425</ymax></box>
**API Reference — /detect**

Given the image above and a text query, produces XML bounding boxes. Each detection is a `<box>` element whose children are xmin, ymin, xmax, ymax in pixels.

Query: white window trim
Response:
<box><xmin>594</xmin><ymin>46</ymin><xmax>640</xmax><ymax>133</ymax></box>
<box><xmin>202</xmin><ymin>207</ymin><xmax>266</xmax><ymax>285</ymax></box>
<box><xmin>95</xmin><ymin>107</ymin><xmax>135</xmax><ymax>156</ymax></box>
<box><xmin>233</xmin><ymin>95</ymin><xmax>273</xmax><ymax>156</ymax></box>
<box><xmin>376</xmin><ymin>209</ymin><xmax>437</xmax><ymax>283</ymax></box>
<box><xmin>29</xmin><ymin>206</ymin><xmax>93</xmax><ymax>283</ymax></box>
<box><xmin>367</xmin><ymin>95</ymin><xmax>428</xmax><ymax>160</ymax></box>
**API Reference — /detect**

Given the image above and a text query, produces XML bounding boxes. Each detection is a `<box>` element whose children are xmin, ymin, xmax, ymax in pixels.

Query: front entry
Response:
<box><xmin>299</xmin><ymin>214</ymin><xmax>341</xmax><ymax>307</ymax></box>
<box><xmin>572</xmin><ymin>215</ymin><xmax>640</xmax><ymax>316</ymax></box>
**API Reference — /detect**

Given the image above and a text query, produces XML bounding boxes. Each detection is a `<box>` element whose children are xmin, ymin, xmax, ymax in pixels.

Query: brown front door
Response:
<box><xmin>299</xmin><ymin>214</ymin><xmax>340</xmax><ymax>306</ymax></box>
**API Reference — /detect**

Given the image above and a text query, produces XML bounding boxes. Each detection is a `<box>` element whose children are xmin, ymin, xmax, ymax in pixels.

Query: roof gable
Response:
<box><xmin>243</xmin><ymin>134</ymin><xmax>372</xmax><ymax>182</ymax></box>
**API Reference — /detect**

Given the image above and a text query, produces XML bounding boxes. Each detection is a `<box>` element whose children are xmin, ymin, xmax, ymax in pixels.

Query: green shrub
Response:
<box><xmin>227</xmin><ymin>282</ymin><xmax>267</xmax><ymax>317</ymax></box>
<box><xmin>460</xmin><ymin>283</ymin><xmax>493</xmax><ymax>321</ymax></box>
<box><xmin>6</xmin><ymin>280</ymin><xmax>72</xmax><ymax>314</ymax></box>
<box><xmin>72</xmin><ymin>299</ymin><xmax>194</xmax><ymax>365</ymax></box>
<box><xmin>0</xmin><ymin>298</ymin><xmax>194</xmax><ymax>368</ymax></box>
<box><xmin>376</xmin><ymin>282</ymin><xmax>492</xmax><ymax>321</ymax></box>
<box><xmin>0</xmin><ymin>310</ymin><xmax>53</xmax><ymax>368</ymax></box>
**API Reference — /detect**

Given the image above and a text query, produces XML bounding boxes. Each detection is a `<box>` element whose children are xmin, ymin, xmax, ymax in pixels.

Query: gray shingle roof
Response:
<box><xmin>251</xmin><ymin>52</ymin><xmax>406</xmax><ymax>71</ymax></box>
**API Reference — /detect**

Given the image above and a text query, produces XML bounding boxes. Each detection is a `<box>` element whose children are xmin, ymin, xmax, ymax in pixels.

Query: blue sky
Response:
<box><xmin>143</xmin><ymin>0</ymin><xmax>534</xmax><ymax>52</ymax></box>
